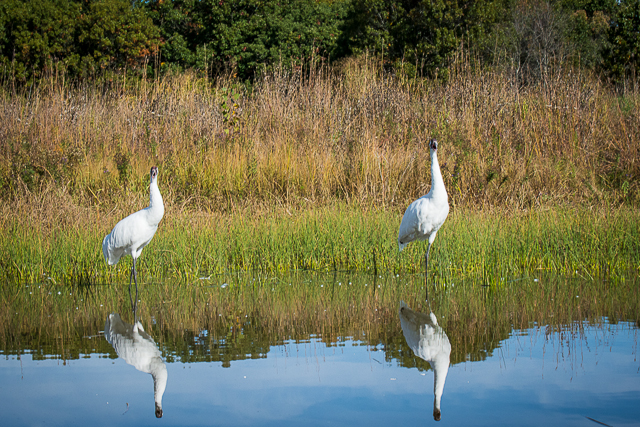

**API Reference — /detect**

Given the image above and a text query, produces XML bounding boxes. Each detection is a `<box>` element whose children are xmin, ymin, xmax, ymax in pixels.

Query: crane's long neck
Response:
<box><xmin>148</xmin><ymin>179</ymin><xmax>165</xmax><ymax>225</ymax></box>
<box><xmin>430</xmin><ymin>151</ymin><xmax>447</xmax><ymax>201</ymax></box>
<box><xmin>433</xmin><ymin>355</ymin><xmax>449</xmax><ymax>413</ymax></box>
<box><xmin>153</xmin><ymin>360</ymin><xmax>168</xmax><ymax>407</ymax></box>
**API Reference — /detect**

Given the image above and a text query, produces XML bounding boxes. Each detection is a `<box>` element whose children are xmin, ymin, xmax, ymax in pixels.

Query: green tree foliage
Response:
<box><xmin>567</xmin><ymin>8</ymin><xmax>610</xmax><ymax>70</ymax></box>
<box><xmin>0</xmin><ymin>0</ymin><xmax>80</xmax><ymax>81</ymax></box>
<box><xmin>473</xmin><ymin>0</ymin><xmax>638</xmax><ymax>83</ymax></box>
<box><xmin>605</xmin><ymin>0</ymin><xmax>640</xmax><ymax>81</ymax></box>
<box><xmin>0</xmin><ymin>0</ymin><xmax>638</xmax><ymax>84</ymax></box>
<box><xmin>340</xmin><ymin>0</ymin><xmax>513</xmax><ymax>77</ymax></box>
<box><xmin>76</xmin><ymin>0</ymin><xmax>162</xmax><ymax>76</ymax></box>
<box><xmin>560</xmin><ymin>0</ymin><xmax>615</xmax><ymax>70</ymax></box>
<box><xmin>141</xmin><ymin>0</ymin><xmax>197</xmax><ymax>68</ymax></box>
<box><xmin>144</xmin><ymin>0</ymin><xmax>348</xmax><ymax>79</ymax></box>
<box><xmin>0</xmin><ymin>0</ymin><xmax>161</xmax><ymax>82</ymax></box>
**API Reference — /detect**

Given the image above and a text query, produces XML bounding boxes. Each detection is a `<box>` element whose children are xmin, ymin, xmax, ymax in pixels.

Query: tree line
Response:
<box><xmin>1</xmin><ymin>0</ymin><xmax>638</xmax><ymax>84</ymax></box>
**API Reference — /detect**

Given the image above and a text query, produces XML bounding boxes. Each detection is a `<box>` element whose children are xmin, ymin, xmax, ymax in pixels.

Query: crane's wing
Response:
<box><xmin>398</xmin><ymin>198</ymin><xmax>430</xmax><ymax>250</ymax></box>
<box><xmin>398</xmin><ymin>196</ymin><xmax>449</xmax><ymax>251</ymax></box>
<box><xmin>102</xmin><ymin>210</ymin><xmax>157</xmax><ymax>265</ymax></box>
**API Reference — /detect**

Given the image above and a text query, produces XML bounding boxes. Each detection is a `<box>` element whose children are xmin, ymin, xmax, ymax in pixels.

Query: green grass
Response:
<box><xmin>1</xmin><ymin>205</ymin><xmax>638</xmax><ymax>285</ymax></box>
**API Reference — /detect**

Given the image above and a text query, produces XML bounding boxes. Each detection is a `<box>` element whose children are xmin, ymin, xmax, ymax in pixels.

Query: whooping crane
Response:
<box><xmin>398</xmin><ymin>139</ymin><xmax>449</xmax><ymax>302</ymax></box>
<box><xmin>103</xmin><ymin>166</ymin><xmax>164</xmax><ymax>304</ymax></box>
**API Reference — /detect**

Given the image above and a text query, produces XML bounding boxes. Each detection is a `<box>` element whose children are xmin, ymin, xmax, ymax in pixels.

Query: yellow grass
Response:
<box><xmin>0</xmin><ymin>56</ymin><xmax>637</xmax><ymax>217</ymax></box>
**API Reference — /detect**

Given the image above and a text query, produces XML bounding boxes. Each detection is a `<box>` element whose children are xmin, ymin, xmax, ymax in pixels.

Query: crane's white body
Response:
<box><xmin>102</xmin><ymin>167</ymin><xmax>164</xmax><ymax>266</ymax></box>
<box><xmin>399</xmin><ymin>301</ymin><xmax>451</xmax><ymax>421</ymax></box>
<box><xmin>398</xmin><ymin>141</ymin><xmax>449</xmax><ymax>251</ymax></box>
<box><xmin>105</xmin><ymin>313</ymin><xmax>168</xmax><ymax>418</ymax></box>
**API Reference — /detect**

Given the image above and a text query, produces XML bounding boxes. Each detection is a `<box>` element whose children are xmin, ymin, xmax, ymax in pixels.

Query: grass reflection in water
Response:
<box><xmin>1</xmin><ymin>271</ymin><xmax>638</xmax><ymax>366</ymax></box>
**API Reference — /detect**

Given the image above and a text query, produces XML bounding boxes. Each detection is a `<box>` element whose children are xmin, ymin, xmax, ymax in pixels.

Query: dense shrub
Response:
<box><xmin>0</xmin><ymin>0</ymin><xmax>160</xmax><ymax>82</ymax></box>
<box><xmin>0</xmin><ymin>0</ymin><xmax>638</xmax><ymax>83</ymax></box>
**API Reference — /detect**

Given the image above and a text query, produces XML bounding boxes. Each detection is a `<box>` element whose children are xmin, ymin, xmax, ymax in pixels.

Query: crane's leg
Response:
<box><xmin>127</xmin><ymin>258</ymin><xmax>139</xmax><ymax>314</ymax></box>
<box><xmin>132</xmin><ymin>258</ymin><xmax>139</xmax><ymax>313</ymax></box>
<box><xmin>128</xmin><ymin>264</ymin><xmax>134</xmax><ymax>311</ymax></box>
<box><xmin>424</xmin><ymin>242</ymin><xmax>433</xmax><ymax>310</ymax></box>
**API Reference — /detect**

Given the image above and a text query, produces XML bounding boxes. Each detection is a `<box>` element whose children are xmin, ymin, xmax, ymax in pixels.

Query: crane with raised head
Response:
<box><xmin>398</xmin><ymin>139</ymin><xmax>449</xmax><ymax>302</ymax></box>
<box><xmin>103</xmin><ymin>166</ymin><xmax>164</xmax><ymax>306</ymax></box>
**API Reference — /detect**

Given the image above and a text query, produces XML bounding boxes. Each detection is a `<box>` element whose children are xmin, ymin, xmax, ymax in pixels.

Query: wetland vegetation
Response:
<box><xmin>0</xmin><ymin>56</ymin><xmax>638</xmax><ymax>363</ymax></box>
<box><xmin>1</xmin><ymin>57</ymin><xmax>638</xmax><ymax>283</ymax></box>
<box><xmin>1</xmin><ymin>3</ymin><xmax>639</xmax><ymax>424</ymax></box>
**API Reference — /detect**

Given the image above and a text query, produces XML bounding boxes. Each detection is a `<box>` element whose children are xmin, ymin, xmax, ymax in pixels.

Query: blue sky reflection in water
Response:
<box><xmin>1</xmin><ymin>319</ymin><xmax>638</xmax><ymax>426</ymax></box>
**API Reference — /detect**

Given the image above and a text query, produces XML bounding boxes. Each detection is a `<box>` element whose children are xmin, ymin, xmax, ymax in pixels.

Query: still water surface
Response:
<box><xmin>1</xmin><ymin>274</ymin><xmax>639</xmax><ymax>426</ymax></box>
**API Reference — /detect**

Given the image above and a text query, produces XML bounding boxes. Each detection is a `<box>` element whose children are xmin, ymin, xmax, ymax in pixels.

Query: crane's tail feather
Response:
<box><xmin>102</xmin><ymin>233</ymin><xmax>121</xmax><ymax>265</ymax></box>
<box><xmin>102</xmin><ymin>234</ymin><xmax>110</xmax><ymax>264</ymax></box>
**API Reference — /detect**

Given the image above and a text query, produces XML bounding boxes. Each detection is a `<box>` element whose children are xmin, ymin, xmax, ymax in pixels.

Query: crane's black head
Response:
<box><xmin>151</xmin><ymin>166</ymin><xmax>158</xmax><ymax>180</ymax></box>
<box><xmin>155</xmin><ymin>404</ymin><xmax>163</xmax><ymax>418</ymax></box>
<box><xmin>429</xmin><ymin>139</ymin><xmax>438</xmax><ymax>151</ymax></box>
<box><xmin>433</xmin><ymin>408</ymin><xmax>441</xmax><ymax>421</ymax></box>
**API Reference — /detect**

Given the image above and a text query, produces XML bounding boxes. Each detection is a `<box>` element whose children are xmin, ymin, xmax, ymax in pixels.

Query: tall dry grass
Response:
<box><xmin>0</xmin><ymin>56</ymin><xmax>638</xmax><ymax>218</ymax></box>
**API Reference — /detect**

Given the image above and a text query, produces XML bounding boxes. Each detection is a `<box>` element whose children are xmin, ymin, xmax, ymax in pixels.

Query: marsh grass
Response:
<box><xmin>1</xmin><ymin>57</ymin><xmax>638</xmax><ymax>288</ymax></box>
<box><xmin>1</xmin><ymin>191</ymin><xmax>638</xmax><ymax>285</ymax></box>
<box><xmin>0</xmin><ymin>56</ymin><xmax>638</xmax><ymax>213</ymax></box>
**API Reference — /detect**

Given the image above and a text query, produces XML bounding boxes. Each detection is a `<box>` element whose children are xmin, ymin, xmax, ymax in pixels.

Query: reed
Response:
<box><xmin>0</xmin><ymin>57</ymin><xmax>637</xmax><ymax>213</ymax></box>
<box><xmin>1</xmin><ymin>193</ymin><xmax>638</xmax><ymax>285</ymax></box>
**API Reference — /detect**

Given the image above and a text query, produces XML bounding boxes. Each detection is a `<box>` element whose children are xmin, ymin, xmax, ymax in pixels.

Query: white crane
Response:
<box><xmin>105</xmin><ymin>312</ymin><xmax>168</xmax><ymax>418</ymax></box>
<box><xmin>399</xmin><ymin>301</ymin><xmax>451</xmax><ymax>421</ymax></box>
<box><xmin>398</xmin><ymin>139</ymin><xmax>449</xmax><ymax>302</ymax></box>
<box><xmin>103</xmin><ymin>166</ymin><xmax>164</xmax><ymax>304</ymax></box>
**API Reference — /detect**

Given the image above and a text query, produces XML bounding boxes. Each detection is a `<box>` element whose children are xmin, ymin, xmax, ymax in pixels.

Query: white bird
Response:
<box><xmin>103</xmin><ymin>166</ymin><xmax>164</xmax><ymax>302</ymax></box>
<box><xmin>398</xmin><ymin>139</ymin><xmax>449</xmax><ymax>302</ymax></box>
<box><xmin>105</xmin><ymin>313</ymin><xmax>168</xmax><ymax>418</ymax></box>
<box><xmin>399</xmin><ymin>301</ymin><xmax>451</xmax><ymax>421</ymax></box>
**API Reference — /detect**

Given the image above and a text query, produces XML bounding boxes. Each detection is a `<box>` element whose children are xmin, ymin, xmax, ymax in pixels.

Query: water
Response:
<box><xmin>1</xmin><ymin>274</ymin><xmax>639</xmax><ymax>426</ymax></box>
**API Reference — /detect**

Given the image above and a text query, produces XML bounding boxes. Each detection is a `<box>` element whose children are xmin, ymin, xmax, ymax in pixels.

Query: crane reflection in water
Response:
<box><xmin>104</xmin><ymin>295</ymin><xmax>167</xmax><ymax>418</ymax></box>
<box><xmin>399</xmin><ymin>301</ymin><xmax>451</xmax><ymax>421</ymax></box>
